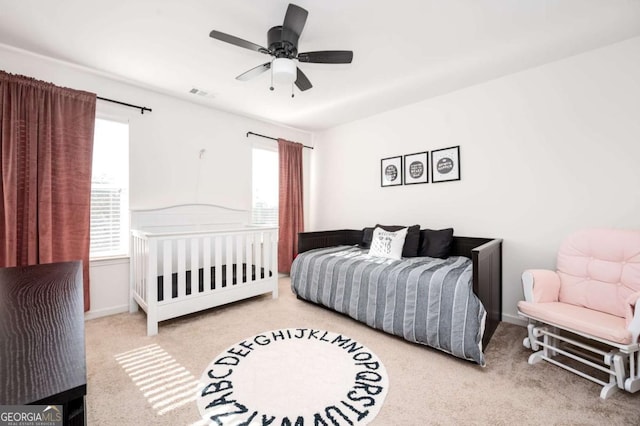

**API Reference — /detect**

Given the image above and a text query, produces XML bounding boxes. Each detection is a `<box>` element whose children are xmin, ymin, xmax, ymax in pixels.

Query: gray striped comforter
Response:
<box><xmin>290</xmin><ymin>246</ymin><xmax>486</xmax><ymax>365</ymax></box>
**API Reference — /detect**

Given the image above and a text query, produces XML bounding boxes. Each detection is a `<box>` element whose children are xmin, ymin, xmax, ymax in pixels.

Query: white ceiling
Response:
<box><xmin>1</xmin><ymin>1</ymin><xmax>639</xmax><ymax>131</ymax></box>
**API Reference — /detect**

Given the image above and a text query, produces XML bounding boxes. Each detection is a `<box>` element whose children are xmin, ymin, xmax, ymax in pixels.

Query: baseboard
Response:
<box><xmin>85</xmin><ymin>304</ymin><xmax>129</xmax><ymax>321</ymax></box>
<box><xmin>502</xmin><ymin>312</ymin><xmax>527</xmax><ymax>327</ymax></box>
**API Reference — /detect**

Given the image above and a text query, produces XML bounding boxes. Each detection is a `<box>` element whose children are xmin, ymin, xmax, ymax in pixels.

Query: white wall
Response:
<box><xmin>0</xmin><ymin>44</ymin><xmax>312</xmax><ymax>318</ymax></box>
<box><xmin>310</xmin><ymin>36</ymin><xmax>640</xmax><ymax>324</ymax></box>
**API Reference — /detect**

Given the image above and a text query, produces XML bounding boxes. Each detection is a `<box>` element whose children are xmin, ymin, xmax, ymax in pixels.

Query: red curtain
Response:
<box><xmin>278</xmin><ymin>139</ymin><xmax>304</xmax><ymax>274</ymax></box>
<box><xmin>0</xmin><ymin>71</ymin><xmax>96</xmax><ymax>311</ymax></box>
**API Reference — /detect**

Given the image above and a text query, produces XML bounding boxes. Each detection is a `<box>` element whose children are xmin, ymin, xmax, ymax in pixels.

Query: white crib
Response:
<box><xmin>129</xmin><ymin>204</ymin><xmax>278</xmax><ymax>335</ymax></box>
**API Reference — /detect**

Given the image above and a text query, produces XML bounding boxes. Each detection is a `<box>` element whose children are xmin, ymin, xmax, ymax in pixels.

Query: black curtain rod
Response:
<box><xmin>97</xmin><ymin>96</ymin><xmax>152</xmax><ymax>114</ymax></box>
<box><xmin>246</xmin><ymin>131</ymin><xmax>313</xmax><ymax>149</ymax></box>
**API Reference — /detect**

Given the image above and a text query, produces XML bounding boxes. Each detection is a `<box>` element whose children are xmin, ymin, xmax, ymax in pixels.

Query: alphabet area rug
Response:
<box><xmin>197</xmin><ymin>328</ymin><xmax>389</xmax><ymax>425</ymax></box>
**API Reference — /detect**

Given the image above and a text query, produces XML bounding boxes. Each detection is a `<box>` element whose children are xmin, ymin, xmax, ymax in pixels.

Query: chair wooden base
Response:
<box><xmin>521</xmin><ymin>317</ymin><xmax>640</xmax><ymax>399</ymax></box>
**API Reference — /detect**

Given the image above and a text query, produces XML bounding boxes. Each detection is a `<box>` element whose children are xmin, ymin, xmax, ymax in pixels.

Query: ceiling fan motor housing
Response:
<box><xmin>268</xmin><ymin>26</ymin><xmax>298</xmax><ymax>58</ymax></box>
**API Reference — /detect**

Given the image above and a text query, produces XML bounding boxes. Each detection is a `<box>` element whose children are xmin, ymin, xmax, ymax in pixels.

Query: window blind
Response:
<box><xmin>90</xmin><ymin>118</ymin><xmax>129</xmax><ymax>259</ymax></box>
<box><xmin>90</xmin><ymin>184</ymin><xmax>123</xmax><ymax>256</ymax></box>
<box><xmin>252</xmin><ymin>147</ymin><xmax>278</xmax><ymax>227</ymax></box>
<box><xmin>251</xmin><ymin>204</ymin><xmax>278</xmax><ymax>226</ymax></box>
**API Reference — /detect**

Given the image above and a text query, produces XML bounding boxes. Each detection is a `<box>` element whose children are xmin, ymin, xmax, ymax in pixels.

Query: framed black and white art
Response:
<box><xmin>431</xmin><ymin>146</ymin><xmax>460</xmax><ymax>183</ymax></box>
<box><xmin>403</xmin><ymin>152</ymin><xmax>428</xmax><ymax>185</ymax></box>
<box><xmin>380</xmin><ymin>156</ymin><xmax>402</xmax><ymax>187</ymax></box>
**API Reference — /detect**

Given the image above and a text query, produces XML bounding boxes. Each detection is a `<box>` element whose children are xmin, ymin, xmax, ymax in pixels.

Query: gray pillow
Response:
<box><xmin>360</xmin><ymin>227</ymin><xmax>375</xmax><ymax>249</ymax></box>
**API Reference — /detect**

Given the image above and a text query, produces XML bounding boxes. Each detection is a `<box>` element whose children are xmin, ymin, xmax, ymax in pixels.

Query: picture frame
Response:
<box><xmin>380</xmin><ymin>156</ymin><xmax>403</xmax><ymax>187</ymax></box>
<box><xmin>431</xmin><ymin>146</ymin><xmax>460</xmax><ymax>183</ymax></box>
<box><xmin>403</xmin><ymin>152</ymin><xmax>429</xmax><ymax>185</ymax></box>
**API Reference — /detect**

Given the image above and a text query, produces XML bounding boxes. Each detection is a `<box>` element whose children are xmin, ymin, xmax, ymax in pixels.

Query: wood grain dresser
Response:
<box><xmin>0</xmin><ymin>261</ymin><xmax>86</xmax><ymax>425</ymax></box>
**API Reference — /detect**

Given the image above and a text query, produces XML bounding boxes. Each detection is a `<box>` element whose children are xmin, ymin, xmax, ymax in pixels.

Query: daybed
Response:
<box><xmin>290</xmin><ymin>226</ymin><xmax>502</xmax><ymax>365</ymax></box>
<box><xmin>129</xmin><ymin>204</ymin><xmax>278</xmax><ymax>336</ymax></box>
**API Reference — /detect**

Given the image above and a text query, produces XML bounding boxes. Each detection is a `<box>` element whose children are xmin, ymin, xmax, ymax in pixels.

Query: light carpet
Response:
<box><xmin>85</xmin><ymin>277</ymin><xmax>640</xmax><ymax>425</ymax></box>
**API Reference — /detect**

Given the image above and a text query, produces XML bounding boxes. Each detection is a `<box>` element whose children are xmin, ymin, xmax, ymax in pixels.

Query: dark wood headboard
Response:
<box><xmin>297</xmin><ymin>229</ymin><xmax>503</xmax><ymax>349</ymax></box>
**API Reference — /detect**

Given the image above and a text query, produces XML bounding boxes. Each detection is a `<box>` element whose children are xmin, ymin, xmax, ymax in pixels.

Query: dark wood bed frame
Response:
<box><xmin>297</xmin><ymin>230</ymin><xmax>503</xmax><ymax>349</ymax></box>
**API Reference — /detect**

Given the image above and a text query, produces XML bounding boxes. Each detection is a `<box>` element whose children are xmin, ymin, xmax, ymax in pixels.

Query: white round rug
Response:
<box><xmin>197</xmin><ymin>328</ymin><xmax>389</xmax><ymax>425</ymax></box>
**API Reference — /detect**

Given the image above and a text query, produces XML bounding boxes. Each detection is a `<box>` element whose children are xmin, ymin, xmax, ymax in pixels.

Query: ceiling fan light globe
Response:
<box><xmin>272</xmin><ymin>58</ymin><xmax>296</xmax><ymax>85</ymax></box>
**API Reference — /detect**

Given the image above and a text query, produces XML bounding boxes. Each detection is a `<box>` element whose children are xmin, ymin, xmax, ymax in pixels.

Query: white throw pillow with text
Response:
<box><xmin>368</xmin><ymin>227</ymin><xmax>408</xmax><ymax>260</ymax></box>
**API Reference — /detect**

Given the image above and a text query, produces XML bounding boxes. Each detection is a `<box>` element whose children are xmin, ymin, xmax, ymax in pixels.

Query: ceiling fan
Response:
<box><xmin>209</xmin><ymin>3</ymin><xmax>353</xmax><ymax>95</ymax></box>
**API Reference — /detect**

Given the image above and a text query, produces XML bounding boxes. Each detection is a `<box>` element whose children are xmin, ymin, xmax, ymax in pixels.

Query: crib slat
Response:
<box><xmin>203</xmin><ymin>237</ymin><xmax>211</xmax><ymax>291</ymax></box>
<box><xmin>136</xmin><ymin>237</ymin><xmax>142</xmax><ymax>296</ymax></box>
<box><xmin>214</xmin><ymin>237</ymin><xmax>222</xmax><ymax>289</ymax></box>
<box><xmin>130</xmin><ymin>235</ymin><xmax>139</xmax><ymax>311</ymax></box>
<box><xmin>254</xmin><ymin>232</ymin><xmax>262</xmax><ymax>281</ymax></box>
<box><xmin>245</xmin><ymin>234</ymin><xmax>253</xmax><ymax>283</ymax></box>
<box><xmin>132</xmin><ymin>236</ymin><xmax>138</xmax><ymax>297</ymax></box>
<box><xmin>177</xmin><ymin>239</ymin><xmax>186</xmax><ymax>297</ymax></box>
<box><xmin>236</xmin><ymin>234</ymin><xmax>243</xmax><ymax>284</ymax></box>
<box><xmin>271</xmin><ymin>230</ymin><xmax>278</xmax><ymax>278</ymax></box>
<box><xmin>263</xmin><ymin>231</ymin><xmax>271</xmax><ymax>280</ymax></box>
<box><xmin>226</xmin><ymin>235</ymin><xmax>233</xmax><ymax>286</ymax></box>
<box><xmin>147</xmin><ymin>238</ymin><xmax>158</xmax><ymax>335</ymax></box>
<box><xmin>190</xmin><ymin>237</ymin><xmax>199</xmax><ymax>295</ymax></box>
<box><xmin>140</xmin><ymin>237</ymin><xmax>146</xmax><ymax>297</ymax></box>
<box><xmin>163</xmin><ymin>240</ymin><xmax>172</xmax><ymax>302</ymax></box>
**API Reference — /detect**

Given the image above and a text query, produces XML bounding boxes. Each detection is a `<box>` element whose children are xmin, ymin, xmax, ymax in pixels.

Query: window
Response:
<box><xmin>90</xmin><ymin>118</ymin><xmax>129</xmax><ymax>258</ymax></box>
<box><xmin>252</xmin><ymin>147</ymin><xmax>278</xmax><ymax>225</ymax></box>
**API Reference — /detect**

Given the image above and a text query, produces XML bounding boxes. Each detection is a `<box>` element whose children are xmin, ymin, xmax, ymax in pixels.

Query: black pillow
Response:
<box><xmin>419</xmin><ymin>228</ymin><xmax>454</xmax><ymax>258</ymax></box>
<box><xmin>360</xmin><ymin>224</ymin><xmax>421</xmax><ymax>257</ymax></box>
<box><xmin>360</xmin><ymin>227</ymin><xmax>375</xmax><ymax>249</ymax></box>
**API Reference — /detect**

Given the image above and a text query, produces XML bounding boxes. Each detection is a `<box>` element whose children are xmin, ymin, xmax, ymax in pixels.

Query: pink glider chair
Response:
<box><xmin>518</xmin><ymin>229</ymin><xmax>640</xmax><ymax>399</ymax></box>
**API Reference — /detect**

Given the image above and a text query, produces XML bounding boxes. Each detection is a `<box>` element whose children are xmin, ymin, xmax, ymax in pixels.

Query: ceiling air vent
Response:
<box><xmin>189</xmin><ymin>88</ymin><xmax>214</xmax><ymax>98</ymax></box>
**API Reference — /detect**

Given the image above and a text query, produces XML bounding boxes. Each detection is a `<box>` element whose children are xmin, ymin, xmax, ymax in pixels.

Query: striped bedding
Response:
<box><xmin>290</xmin><ymin>245</ymin><xmax>487</xmax><ymax>365</ymax></box>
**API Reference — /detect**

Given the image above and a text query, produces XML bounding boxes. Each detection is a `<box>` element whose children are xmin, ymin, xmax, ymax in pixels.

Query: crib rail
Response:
<box><xmin>130</xmin><ymin>226</ymin><xmax>278</xmax><ymax>335</ymax></box>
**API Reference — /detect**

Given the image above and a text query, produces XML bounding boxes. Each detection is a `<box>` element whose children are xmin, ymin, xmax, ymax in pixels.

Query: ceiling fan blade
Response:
<box><xmin>295</xmin><ymin>67</ymin><xmax>312</xmax><ymax>91</ymax></box>
<box><xmin>282</xmin><ymin>4</ymin><xmax>308</xmax><ymax>44</ymax></box>
<box><xmin>297</xmin><ymin>51</ymin><xmax>353</xmax><ymax>64</ymax></box>
<box><xmin>235</xmin><ymin>62</ymin><xmax>271</xmax><ymax>81</ymax></box>
<box><xmin>209</xmin><ymin>30</ymin><xmax>269</xmax><ymax>54</ymax></box>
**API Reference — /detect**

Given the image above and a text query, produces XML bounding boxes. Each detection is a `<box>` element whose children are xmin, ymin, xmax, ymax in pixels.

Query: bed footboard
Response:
<box><xmin>468</xmin><ymin>238</ymin><xmax>503</xmax><ymax>348</ymax></box>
